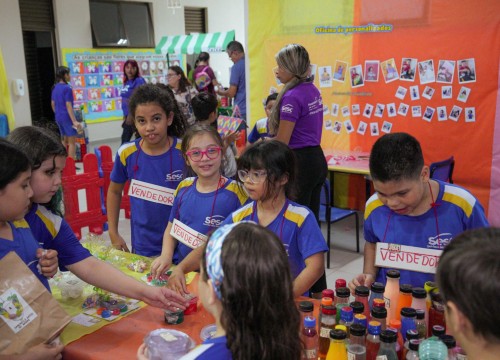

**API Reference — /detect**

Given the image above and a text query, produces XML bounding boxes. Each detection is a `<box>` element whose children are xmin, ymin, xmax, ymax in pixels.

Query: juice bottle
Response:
<box><xmin>353</xmin><ymin>314</ymin><xmax>368</xmax><ymax>329</ymax></box>
<box><xmin>428</xmin><ymin>288</ymin><xmax>446</xmax><ymax>337</ymax></box>
<box><xmin>301</xmin><ymin>316</ymin><xmax>319</xmax><ymax>360</ymax></box>
<box><xmin>318</xmin><ymin>297</ymin><xmax>333</xmax><ymax>334</ymax></box>
<box><xmin>395</xmin><ymin>284</ymin><xmax>413</xmax><ymax>322</ymax></box>
<box><xmin>415</xmin><ymin>309</ymin><xmax>427</xmax><ymax>340</ymax></box>
<box><xmin>339</xmin><ymin>306</ymin><xmax>354</xmax><ymax>336</ymax></box>
<box><xmin>369</xmin><ymin>282</ymin><xmax>385</xmax><ymax>311</ymax></box>
<box><xmin>366</xmin><ymin>321</ymin><xmax>381</xmax><ymax>360</ymax></box>
<box><xmin>402</xmin><ymin>329</ymin><xmax>419</xmax><ymax>359</ymax></box>
<box><xmin>410</xmin><ymin>287</ymin><xmax>428</xmax><ymax>326</ymax></box>
<box><xmin>406</xmin><ymin>339</ymin><xmax>420</xmax><ymax>359</ymax></box>
<box><xmin>388</xmin><ymin>319</ymin><xmax>403</xmax><ymax>359</ymax></box>
<box><xmin>376</xmin><ymin>329</ymin><xmax>398</xmax><ymax>360</ymax></box>
<box><xmin>351</xmin><ymin>301</ymin><xmax>365</xmax><ymax>315</ymax></box>
<box><xmin>335</xmin><ymin>279</ymin><xmax>347</xmax><ymax>303</ymax></box>
<box><xmin>355</xmin><ymin>285</ymin><xmax>371</xmax><ymax>319</ymax></box>
<box><xmin>400</xmin><ymin>307</ymin><xmax>417</xmax><ymax>341</ymax></box>
<box><xmin>318</xmin><ymin>305</ymin><xmax>336</xmax><ymax>360</ymax></box>
<box><xmin>373</xmin><ymin>298</ymin><xmax>386</xmax><ymax>309</ymax></box>
<box><xmin>335</xmin><ymin>287</ymin><xmax>351</xmax><ymax>324</ymax></box>
<box><xmin>371</xmin><ymin>306</ymin><xmax>387</xmax><ymax>331</ymax></box>
<box><xmin>299</xmin><ymin>301</ymin><xmax>314</xmax><ymax>334</ymax></box>
<box><xmin>347</xmin><ymin>323</ymin><xmax>367</xmax><ymax>360</ymax></box>
<box><xmin>384</xmin><ymin>269</ymin><xmax>400</xmax><ymax>325</ymax></box>
<box><xmin>326</xmin><ymin>329</ymin><xmax>348</xmax><ymax>360</ymax></box>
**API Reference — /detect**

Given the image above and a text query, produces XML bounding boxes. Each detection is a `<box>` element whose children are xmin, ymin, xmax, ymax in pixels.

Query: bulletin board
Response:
<box><xmin>61</xmin><ymin>48</ymin><xmax>183</xmax><ymax>123</ymax></box>
<box><xmin>0</xmin><ymin>47</ymin><xmax>15</xmax><ymax>129</ymax></box>
<box><xmin>248</xmin><ymin>0</ymin><xmax>500</xmax><ymax>223</ymax></box>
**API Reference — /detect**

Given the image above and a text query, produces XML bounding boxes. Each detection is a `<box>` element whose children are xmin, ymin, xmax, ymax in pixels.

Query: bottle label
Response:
<box><xmin>376</xmin><ymin>356</ymin><xmax>388</xmax><ymax>360</ymax></box>
<box><xmin>384</xmin><ymin>296</ymin><xmax>390</xmax><ymax>308</ymax></box>
<box><xmin>304</xmin><ymin>349</ymin><xmax>317</xmax><ymax>359</ymax></box>
<box><xmin>320</xmin><ymin>327</ymin><xmax>331</xmax><ymax>338</ymax></box>
<box><xmin>348</xmin><ymin>352</ymin><xmax>356</xmax><ymax>360</ymax></box>
<box><xmin>457</xmin><ymin>355</ymin><xmax>468</xmax><ymax>360</ymax></box>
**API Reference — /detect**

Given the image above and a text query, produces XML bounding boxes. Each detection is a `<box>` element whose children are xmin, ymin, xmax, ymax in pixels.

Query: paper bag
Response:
<box><xmin>0</xmin><ymin>252</ymin><xmax>72</xmax><ymax>355</ymax></box>
<box><xmin>217</xmin><ymin>105</ymin><xmax>246</xmax><ymax>136</ymax></box>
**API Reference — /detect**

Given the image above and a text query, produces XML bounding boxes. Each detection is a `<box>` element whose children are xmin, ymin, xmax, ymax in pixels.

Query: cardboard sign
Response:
<box><xmin>170</xmin><ymin>219</ymin><xmax>207</xmax><ymax>250</ymax></box>
<box><xmin>217</xmin><ymin>115</ymin><xmax>243</xmax><ymax>135</ymax></box>
<box><xmin>128</xmin><ymin>179</ymin><xmax>175</xmax><ymax>206</ymax></box>
<box><xmin>375</xmin><ymin>242</ymin><xmax>442</xmax><ymax>274</ymax></box>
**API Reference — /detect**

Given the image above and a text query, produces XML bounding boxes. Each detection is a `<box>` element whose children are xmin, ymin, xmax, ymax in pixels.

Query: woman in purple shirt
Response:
<box><xmin>269</xmin><ymin>43</ymin><xmax>328</xmax><ymax>296</ymax></box>
<box><xmin>120</xmin><ymin>59</ymin><xmax>146</xmax><ymax>144</ymax></box>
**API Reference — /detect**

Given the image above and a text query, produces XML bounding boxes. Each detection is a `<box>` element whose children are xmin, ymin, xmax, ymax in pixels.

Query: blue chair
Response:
<box><xmin>430</xmin><ymin>156</ymin><xmax>455</xmax><ymax>183</ymax></box>
<box><xmin>319</xmin><ymin>179</ymin><xmax>360</xmax><ymax>269</ymax></box>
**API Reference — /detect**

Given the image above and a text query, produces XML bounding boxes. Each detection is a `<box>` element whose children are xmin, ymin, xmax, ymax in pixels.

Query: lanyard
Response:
<box><xmin>251</xmin><ymin>199</ymin><xmax>288</xmax><ymax>240</ymax></box>
<box><xmin>132</xmin><ymin>137</ymin><xmax>173</xmax><ymax>180</ymax></box>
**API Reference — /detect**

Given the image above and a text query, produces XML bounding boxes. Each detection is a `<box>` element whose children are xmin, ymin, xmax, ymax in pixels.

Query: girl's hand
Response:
<box><xmin>166</xmin><ymin>266</ymin><xmax>188</xmax><ymax>295</ymax></box>
<box><xmin>142</xmin><ymin>287</ymin><xmax>188</xmax><ymax>310</ymax></box>
<box><xmin>37</xmin><ymin>249</ymin><xmax>59</xmax><ymax>278</ymax></box>
<box><xmin>109</xmin><ymin>233</ymin><xmax>130</xmax><ymax>252</ymax></box>
<box><xmin>348</xmin><ymin>273</ymin><xmax>375</xmax><ymax>295</ymax></box>
<box><xmin>136</xmin><ymin>343</ymin><xmax>149</xmax><ymax>360</ymax></box>
<box><xmin>150</xmin><ymin>256</ymin><xmax>171</xmax><ymax>280</ymax></box>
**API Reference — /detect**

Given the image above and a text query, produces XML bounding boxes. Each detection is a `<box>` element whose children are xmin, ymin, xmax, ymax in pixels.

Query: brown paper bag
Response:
<box><xmin>0</xmin><ymin>252</ymin><xmax>72</xmax><ymax>355</ymax></box>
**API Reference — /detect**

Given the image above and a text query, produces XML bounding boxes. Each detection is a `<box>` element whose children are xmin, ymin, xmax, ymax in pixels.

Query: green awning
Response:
<box><xmin>155</xmin><ymin>30</ymin><xmax>235</xmax><ymax>55</ymax></box>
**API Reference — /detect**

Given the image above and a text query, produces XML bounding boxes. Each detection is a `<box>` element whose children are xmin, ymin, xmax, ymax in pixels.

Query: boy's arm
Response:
<box><xmin>292</xmin><ymin>252</ymin><xmax>324</xmax><ymax>298</ymax></box>
<box><xmin>106</xmin><ymin>181</ymin><xmax>129</xmax><ymax>252</ymax></box>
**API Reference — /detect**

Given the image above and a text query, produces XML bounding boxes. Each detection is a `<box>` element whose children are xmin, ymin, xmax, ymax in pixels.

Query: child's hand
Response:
<box><xmin>109</xmin><ymin>233</ymin><xmax>130</xmax><ymax>252</ymax></box>
<box><xmin>150</xmin><ymin>256</ymin><xmax>171</xmax><ymax>280</ymax></box>
<box><xmin>348</xmin><ymin>273</ymin><xmax>375</xmax><ymax>295</ymax></box>
<box><xmin>223</xmin><ymin>131</ymin><xmax>240</xmax><ymax>147</ymax></box>
<box><xmin>136</xmin><ymin>343</ymin><xmax>149</xmax><ymax>360</ymax></box>
<box><xmin>142</xmin><ymin>287</ymin><xmax>188</xmax><ymax>311</ymax></box>
<box><xmin>166</xmin><ymin>266</ymin><xmax>188</xmax><ymax>295</ymax></box>
<box><xmin>37</xmin><ymin>249</ymin><xmax>58</xmax><ymax>278</ymax></box>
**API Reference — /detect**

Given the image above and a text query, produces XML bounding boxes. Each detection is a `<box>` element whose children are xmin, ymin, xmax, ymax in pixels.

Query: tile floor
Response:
<box><xmin>81</xmin><ymin>137</ymin><xmax>366</xmax><ymax>290</ymax></box>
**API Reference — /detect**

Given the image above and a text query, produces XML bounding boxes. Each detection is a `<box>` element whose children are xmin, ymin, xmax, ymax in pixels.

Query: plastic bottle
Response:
<box><xmin>347</xmin><ymin>323</ymin><xmax>367</xmax><ymax>360</ymax></box>
<box><xmin>355</xmin><ymin>285</ymin><xmax>371</xmax><ymax>319</ymax></box>
<box><xmin>335</xmin><ymin>278</ymin><xmax>347</xmax><ymax>303</ymax></box>
<box><xmin>335</xmin><ymin>287</ymin><xmax>351</xmax><ymax>324</ymax></box>
<box><xmin>384</xmin><ymin>269</ymin><xmax>401</xmax><ymax>325</ymax></box>
<box><xmin>406</xmin><ymin>339</ymin><xmax>420</xmax><ymax>360</ymax></box>
<box><xmin>339</xmin><ymin>306</ymin><xmax>354</xmax><ymax>336</ymax></box>
<box><xmin>301</xmin><ymin>316</ymin><xmax>319</xmax><ymax>360</ymax></box>
<box><xmin>373</xmin><ymin>298</ymin><xmax>386</xmax><ymax>309</ymax></box>
<box><xmin>371</xmin><ymin>306</ymin><xmax>387</xmax><ymax>331</ymax></box>
<box><xmin>318</xmin><ymin>297</ymin><xmax>333</xmax><ymax>334</ymax></box>
<box><xmin>354</xmin><ymin>314</ymin><xmax>368</xmax><ymax>329</ymax></box>
<box><xmin>318</xmin><ymin>305</ymin><xmax>337</xmax><ymax>360</ymax></box>
<box><xmin>395</xmin><ymin>284</ymin><xmax>413</xmax><ymax>322</ymax></box>
<box><xmin>323</xmin><ymin>288</ymin><xmax>335</xmax><ymax>301</ymax></box>
<box><xmin>351</xmin><ymin>301</ymin><xmax>365</xmax><ymax>315</ymax></box>
<box><xmin>410</xmin><ymin>287</ymin><xmax>428</xmax><ymax>326</ymax></box>
<box><xmin>369</xmin><ymin>282</ymin><xmax>385</xmax><ymax>311</ymax></box>
<box><xmin>299</xmin><ymin>301</ymin><xmax>314</xmax><ymax>334</ymax></box>
<box><xmin>432</xmin><ymin>325</ymin><xmax>445</xmax><ymax>338</ymax></box>
<box><xmin>400</xmin><ymin>307</ymin><xmax>417</xmax><ymax>341</ymax></box>
<box><xmin>376</xmin><ymin>329</ymin><xmax>399</xmax><ymax>360</ymax></box>
<box><xmin>388</xmin><ymin>319</ymin><xmax>403</xmax><ymax>359</ymax></box>
<box><xmin>423</xmin><ymin>281</ymin><xmax>437</xmax><ymax>313</ymax></box>
<box><xmin>418</xmin><ymin>337</ymin><xmax>448</xmax><ymax>360</ymax></box>
<box><xmin>326</xmin><ymin>329</ymin><xmax>348</xmax><ymax>360</ymax></box>
<box><xmin>428</xmin><ymin>288</ymin><xmax>445</xmax><ymax>337</ymax></box>
<box><xmin>415</xmin><ymin>309</ymin><xmax>427</xmax><ymax>340</ymax></box>
<box><xmin>441</xmin><ymin>334</ymin><xmax>457</xmax><ymax>360</ymax></box>
<box><xmin>402</xmin><ymin>329</ymin><xmax>419</xmax><ymax>359</ymax></box>
<box><xmin>366</xmin><ymin>321</ymin><xmax>381</xmax><ymax>360</ymax></box>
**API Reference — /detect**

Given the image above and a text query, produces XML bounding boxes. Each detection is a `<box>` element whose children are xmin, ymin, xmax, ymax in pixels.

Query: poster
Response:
<box><xmin>62</xmin><ymin>49</ymin><xmax>183</xmax><ymax>123</ymax></box>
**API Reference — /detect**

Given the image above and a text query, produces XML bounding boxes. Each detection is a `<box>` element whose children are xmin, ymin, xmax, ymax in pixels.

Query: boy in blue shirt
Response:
<box><xmin>349</xmin><ymin>132</ymin><xmax>488</xmax><ymax>290</ymax></box>
<box><xmin>247</xmin><ymin>93</ymin><xmax>277</xmax><ymax>144</ymax></box>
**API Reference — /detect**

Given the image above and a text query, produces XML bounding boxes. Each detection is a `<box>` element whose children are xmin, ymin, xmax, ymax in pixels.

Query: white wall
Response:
<box><xmin>0</xmin><ymin>0</ymin><xmax>246</xmax><ymax>141</ymax></box>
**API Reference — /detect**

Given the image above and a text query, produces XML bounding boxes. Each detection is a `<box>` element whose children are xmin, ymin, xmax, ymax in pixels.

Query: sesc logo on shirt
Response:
<box><xmin>203</xmin><ymin>215</ymin><xmax>225</xmax><ymax>227</ymax></box>
<box><xmin>282</xmin><ymin>104</ymin><xmax>294</xmax><ymax>113</ymax></box>
<box><xmin>165</xmin><ymin>170</ymin><xmax>184</xmax><ymax>182</ymax></box>
<box><xmin>426</xmin><ymin>233</ymin><xmax>452</xmax><ymax>249</ymax></box>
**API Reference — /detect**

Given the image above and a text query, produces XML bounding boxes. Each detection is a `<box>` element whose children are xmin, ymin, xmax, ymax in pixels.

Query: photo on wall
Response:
<box><xmin>333</xmin><ymin>60</ymin><xmax>348</xmax><ymax>83</ymax></box>
<box><xmin>381</xmin><ymin>58</ymin><xmax>399</xmax><ymax>83</ymax></box>
<box><xmin>349</xmin><ymin>65</ymin><xmax>364</xmax><ymax>88</ymax></box>
<box><xmin>418</xmin><ymin>59</ymin><xmax>435</xmax><ymax>84</ymax></box>
<box><xmin>319</xmin><ymin>66</ymin><xmax>333</xmax><ymax>88</ymax></box>
<box><xmin>364</xmin><ymin>60</ymin><xmax>380</xmax><ymax>82</ymax></box>
<box><xmin>436</xmin><ymin>60</ymin><xmax>455</xmax><ymax>84</ymax></box>
<box><xmin>458</xmin><ymin>58</ymin><xmax>476</xmax><ymax>84</ymax></box>
<box><xmin>400</xmin><ymin>58</ymin><xmax>417</xmax><ymax>81</ymax></box>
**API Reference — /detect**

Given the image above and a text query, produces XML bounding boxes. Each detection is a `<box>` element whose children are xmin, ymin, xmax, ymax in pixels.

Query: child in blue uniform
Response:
<box><xmin>108</xmin><ymin>84</ymin><xmax>188</xmax><ymax>256</ymax></box>
<box><xmin>349</xmin><ymin>132</ymin><xmax>488</xmax><ymax>291</ymax></box>
<box><xmin>150</xmin><ymin>124</ymin><xmax>248</xmax><ymax>292</ymax></box>
<box><xmin>137</xmin><ymin>223</ymin><xmax>302</xmax><ymax>359</ymax></box>
<box><xmin>223</xmin><ymin>140</ymin><xmax>328</xmax><ymax>297</ymax></box>
<box><xmin>247</xmin><ymin>93</ymin><xmax>277</xmax><ymax>144</ymax></box>
<box><xmin>119</xmin><ymin>59</ymin><xmax>146</xmax><ymax>144</ymax></box>
<box><xmin>8</xmin><ymin>126</ymin><xmax>188</xmax><ymax>311</ymax></box>
<box><xmin>0</xmin><ymin>139</ymin><xmax>63</xmax><ymax>360</ymax></box>
<box><xmin>50</xmin><ymin>66</ymin><xmax>82</xmax><ymax>161</ymax></box>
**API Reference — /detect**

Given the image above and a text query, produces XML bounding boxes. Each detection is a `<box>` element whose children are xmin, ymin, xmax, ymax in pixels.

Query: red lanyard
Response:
<box><xmin>251</xmin><ymin>200</ymin><xmax>288</xmax><ymax>240</ymax></box>
<box><xmin>176</xmin><ymin>176</ymin><xmax>225</xmax><ymax>230</ymax></box>
<box><xmin>132</xmin><ymin>138</ymin><xmax>173</xmax><ymax>180</ymax></box>
<box><xmin>382</xmin><ymin>182</ymin><xmax>441</xmax><ymax>249</ymax></box>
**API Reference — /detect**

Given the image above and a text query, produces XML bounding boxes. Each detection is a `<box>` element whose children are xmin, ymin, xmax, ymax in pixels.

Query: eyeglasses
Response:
<box><xmin>185</xmin><ymin>146</ymin><xmax>222</xmax><ymax>162</ymax></box>
<box><xmin>237</xmin><ymin>169</ymin><xmax>267</xmax><ymax>184</ymax></box>
<box><xmin>166</xmin><ymin>73</ymin><xmax>177</xmax><ymax>78</ymax></box>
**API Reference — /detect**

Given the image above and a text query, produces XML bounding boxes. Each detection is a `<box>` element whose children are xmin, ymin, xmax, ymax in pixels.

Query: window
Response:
<box><xmin>184</xmin><ymin>7</ymin><xmax>207</xmax><ymax>34</ymax></box>
<box><xmin>89</xmin><ymin>0</ymin><xmax>154</xmax><ymax>47</ymax></box>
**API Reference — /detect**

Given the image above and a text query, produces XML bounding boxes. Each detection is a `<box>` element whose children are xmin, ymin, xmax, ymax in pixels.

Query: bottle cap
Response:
<box><xmin>412</xmin><ymin>287</ymin><xmax>427</xmax><ymax>299</ymax></box>
<box><xmin>335</xmin><ymin>278</ymin><xmax>347</xmax><ymax>289</ymax></box>
<box><xmin>440</xmin><ymin>334</ymin><xmax>456</xmax><ymax>349</ymax></box>
<box><xmin>416</xmin><ymin>309</ymin><xmax>425</xmax><ymax>319</ymax></box>
<box><xmin>424</xmin><ymin>281</ymin><xmax>437</xmax><ymax>294</ymax></box>
<box><xmin>336</xmin><ymin>286</ymin><xmax>350</xmax><ymax>298</ymax></box>
<box><xmin>353</xmin><ymin>314</ymin><xmax>367</xmax><ymax>327</ymax></box>
<box><xmin>350</xmin><ymin>301</ymin><xmax>364</xmax><ymax>314</ymax></box>
<box><xmin>355</xmin><ymin>285</ymin><xmax>370</xmax><ymax>296</ymax></box>
<box><xmin>322</xmin><ymin>289</ymin><xmax>334</xmax><ymax>299</ymax></box>
<box><xmin>321</xmin><ymin>305</ymin><xmax>336</xmax><ymax>316</ymax></box>
<box><xmin>349</xmin><ymin>323</ymin><xmax>366</xmax><ymax>337</ymax></box>
<box><xmin>406</xmin><ymin>329</ymin><xmax>419</xmax><ymax>340</ymax></box>
<box><xmin>335</xmin><ymin>324</ymin><xmax>347</xmax><ymax>332</ymax></box>
<box><xmin>401</xmin><ymin>307</ymin><xmax>417</xmax><ymax>318</ymax></box>
<box><xmin>432</xmin><ymin>325</ymin><xmax>446</xmax><ymax>337</ymax></box>
<box><xmin>380</xmin><ymin>329</ymin><xmax>397</xmax><ymax>343</ymax></box>
<box><xmin>304</xmin><ymin>316</ymin><xmax>316</xmax><ymax>328</ymax></box>
<box><xmin>371</xmin><ymin>282</ymin><xmax>385</xmax><ymax>293</ymax></box>
<box><xmin>371</xmin><ymin>307</ymin><xmax>387</xmax><ymax>319</ymax></box>
<box><xmin>373</xmin><ymin>298</ymin><xmax>386</xmax><ymax>308</ymax></box>
<box><xmin>299</xmin><ymin>301</ymin><xmax>313</xmax><ymax>313</ymax></box>
<box><xmin>368</xmin><ymin>321</ymin><xmax>381</xmax><ymax>335</ymax></box>
<box><xmin>329</xmin><ymin>329</ymin><xmax>347</xmax><ymax>340</ymax></box>
<box><xmin>340</xmin><ymin>306</ymin><xmax>353</xmax><ymax>322</ymax></box>
<box><xmin>320</xmin><ymin>297</ymin><xmax>333</xmax><ymax>306</ymax></box>
<box><xmin>386</xmin><ymin>269</ymin><xmax>401</xmax><ymax>279</ymax></box>
<box><xmin>389</xmin><ymin>319</ymin><xmax>401</xmax><ymax>329</ymax></box>
<box><xmin>409</xmin><ymin>339</ymin><xmax>420</xmax><ymax>351</ymax></box>
<box><xmin>400</xmin><ymin>284</ymin><xmax>413</xmax><ymax>293</ymax></box>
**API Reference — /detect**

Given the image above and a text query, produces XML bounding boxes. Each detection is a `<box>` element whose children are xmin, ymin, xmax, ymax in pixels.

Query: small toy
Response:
<box><xmin>144</xmin><ymin>272</ymin><xmax>170</xmax><ymax>287</ymax></box>
<box><xmin>127</xmin><ymin>259</ymin><xmax>149</xmax><ymax>273</ymax></box>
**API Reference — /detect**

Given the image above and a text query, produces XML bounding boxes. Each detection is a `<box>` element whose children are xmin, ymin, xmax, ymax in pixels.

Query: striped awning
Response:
<box><xmin>155</xmin><ymin>30</ymin><xmax>235</xmax><ymax>55</ymax></box>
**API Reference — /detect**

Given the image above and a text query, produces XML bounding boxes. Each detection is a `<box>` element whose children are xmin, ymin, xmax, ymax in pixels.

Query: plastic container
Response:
<box><xmin>384</xmin><ymin>269</ymin><xmax>401</xmax><ymax>325</ymax></box>
<box><xmin>144</xmin><ymin>329</ymin><xmax>195</xmax><ymax>360</ymax></box>
<box><xmin>419</xmin><ymin>337</ymin><xmax>448</xmax><ymax>360</ymax></box>
<box><xmin>200</xmin><ymin>324</ymin><xmax>217</xmax><ymax>341</ymax></box>
<box><xmin>164</xmin><ymin>309</ymin><xmax>184</xmax><ymax>325</ymax></box>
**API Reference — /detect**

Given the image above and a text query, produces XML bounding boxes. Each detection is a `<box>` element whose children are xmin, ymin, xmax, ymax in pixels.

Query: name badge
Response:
<box><xmin>128</xmin><ymin>179</ymin><xmax>175</xmax><ymax>206</ymax></box>
<box><xmin>375</xmin><ymin>242</ymin><xmax>442</xmax><ymax>274</ymax></box>
<box><xmin>170</xmin><ymin>219</ymin><xmax>207</xmax><ymax>250</ymax></box>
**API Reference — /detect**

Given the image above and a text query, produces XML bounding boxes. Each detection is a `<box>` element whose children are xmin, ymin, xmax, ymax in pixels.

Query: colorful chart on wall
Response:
<box><xmin>61</xmin><ymin>49</ymin><xmax>183</xmax><ymax>123</ymax></box>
